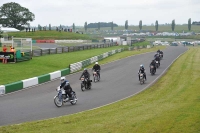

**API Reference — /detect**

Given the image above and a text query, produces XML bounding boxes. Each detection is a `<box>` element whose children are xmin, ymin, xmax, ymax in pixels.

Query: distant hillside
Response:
<box><xmin>87</xmin><ymin>22</ymin><xmax>118</xmax><ymax>28</ymax></box>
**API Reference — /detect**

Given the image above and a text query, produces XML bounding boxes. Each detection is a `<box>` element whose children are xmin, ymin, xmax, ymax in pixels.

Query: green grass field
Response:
<box><xmin>6</xmin><ymin>30</ymin><xmax>92</xmax><ymax>40</ymax></box>
<box><xmin>0</xmin><ymin>46</ymin><xmax>199</xmax><ymax>133</ymax></box>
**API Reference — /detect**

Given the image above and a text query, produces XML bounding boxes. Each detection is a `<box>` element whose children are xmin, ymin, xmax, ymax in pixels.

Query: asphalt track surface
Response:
<box><xmin>0</xmin><ymin>46</ymin><xmax>187</xmax><ymax>126</ymax></box>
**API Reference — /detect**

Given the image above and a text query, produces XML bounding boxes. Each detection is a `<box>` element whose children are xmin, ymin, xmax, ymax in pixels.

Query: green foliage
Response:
<box><xmin>171</xmin><ymin>19</ymin><xmax>176</xmax><ymax>31</ymax></box>
<box><xmin>188</xmin><ymin>18</ymin><xmax>191</xmax><ymax>31</ymax></box>
<box><xmin>87</xmin><ymin>22</ymin><xmax>118</xmax><ymax>28</ymax></box>
<box><xmin>139</xmin><ymin>20</ymin><xmax>142</xmax><ymax>30</ymax></box>
<box><xmin>84</xmin><ymin>22</ymin><xmax>87</xmax><ymax>32</ymax></box>
<box><xmin>125</xmin><ymin>20</ymin><xmax>128</xmax><ymax>30</ymax></box>
<box><xmin>49</xmin><ymin>24</ymin><xmax>51</xmax><ymax>31</ymax></box>
<box><xmin>98</xmin><ymin>22</ymin><xmax>100</xmax><ymax>30</ymax></box>
<box><xmin>111</xmin><ymin>21</ymin><xmax>113</xmax><ymax>31</ymax></box>
<box><xmin>73</xmin><ymin>23</ymin><xmax>75</xmax><ymax>32</ymax></box>
<box><xmin>155</xmin><ymin>20</ymin><xmax>158</xmax><ymax>31</ymax></box>
<box><xmin>0</xmin><ymin>2</ymin><xmax>35</xmax><ymax>29</ymax></box>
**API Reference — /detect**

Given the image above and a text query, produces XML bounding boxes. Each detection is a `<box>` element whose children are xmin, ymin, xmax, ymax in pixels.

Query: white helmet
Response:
<box><xmin>95</xmin><ymin>62</ymin><xmax>98</xmax><ymax>64</ymax></box>
<box><xmin>60</xmin><ymin>76</ymin><xmax>66</xmax><ymax>83</ymax></box>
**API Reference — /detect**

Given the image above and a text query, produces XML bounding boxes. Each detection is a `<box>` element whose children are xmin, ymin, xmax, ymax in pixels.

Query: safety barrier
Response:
<box><xmin>70</xmin><ymin>48</ymin><xmax>124</xmax><ymax>73</ymax></box>
<box><xmin>1</xmin><ymin>68</ymin><xmax>70</xmax><ymax>95</ymax></box>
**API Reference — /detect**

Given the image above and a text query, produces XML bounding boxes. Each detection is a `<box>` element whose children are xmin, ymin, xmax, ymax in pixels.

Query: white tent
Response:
<box><xmin>0</xmin><ymin>27</ymin><xmax>20</xmax><ymax>32</ymax></box>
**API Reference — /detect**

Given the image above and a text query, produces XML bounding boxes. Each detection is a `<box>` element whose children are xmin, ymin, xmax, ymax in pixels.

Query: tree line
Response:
<box><xmin>0</xmin><ymin>2</ymin><xmax>194</xmax><ymax>32</ymax></box>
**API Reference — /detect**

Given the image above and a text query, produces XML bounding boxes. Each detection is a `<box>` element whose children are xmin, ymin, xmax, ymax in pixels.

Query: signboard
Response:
<box><xmin>0</xmin><ymin>52</ymin><xmax>15</xmax><ymax>62</ymax></box>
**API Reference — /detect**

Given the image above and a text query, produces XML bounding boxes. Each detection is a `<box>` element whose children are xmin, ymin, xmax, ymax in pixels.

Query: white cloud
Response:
<box><xmin>0</xmin><ymin>0</ymin><xmax>199</xmax><ymax>26</ymax></box>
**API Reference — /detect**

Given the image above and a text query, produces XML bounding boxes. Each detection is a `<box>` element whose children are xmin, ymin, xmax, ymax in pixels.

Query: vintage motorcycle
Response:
<box><xmin>155</xmin><ymin>60</ymin><xmax>160</xmax><ymax>68</ymax></box>
<box><xmin>150</xmin><ymin>65</ymin><xmax>156</xmax><ymax>75</ymax></box>
<box><xmin>93</xmin><ymin>70</ymin><xmax>100</xmax><ymax>83</ymax></box>
<box><xmin>139</xmin><ymin>73</ymin><xmax>145</xmax><ymax>85</ymax></box>
<box><xmin>54</xmin><ymin>86</ymin><xmax>77</xmax><ymax>107</ymax></box>
<box><xmin>80</xmin><ymin>76</ymin><xmax>92</xmax><ymax>91</ymax></box>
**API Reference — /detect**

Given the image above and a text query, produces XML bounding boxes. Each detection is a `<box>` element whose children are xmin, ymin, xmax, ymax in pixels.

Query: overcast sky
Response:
<box><xmin>0</xmin><ymin>0</ymin><xmax>199</xmax><ymax>27</ymax></box>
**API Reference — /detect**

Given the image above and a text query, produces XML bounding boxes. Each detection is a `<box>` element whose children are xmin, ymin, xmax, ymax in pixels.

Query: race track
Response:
<box><xmin>0</xmin><ymin>46</ymin><xmax>187</xmax><ymax>126</ymax></box>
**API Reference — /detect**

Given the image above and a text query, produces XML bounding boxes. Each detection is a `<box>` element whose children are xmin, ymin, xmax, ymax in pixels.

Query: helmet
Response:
<box><xmin>60</xmin><ymin>76</ymin><xmax>66</xmax><ymax>83</ymax></box>
<box><xmin>140</xmin><ymin>64</ymin><xmax>144</xmax><ymax>68</ymax></box>
<box><xmin>84</xmin><ymin>68</ymin><xmax>88</xmax><ymax>72</ymax></box>
<box><xmin>95</xmin><ymin>62</ymin><xmax>98</xmax><ymax>64</ymax></box>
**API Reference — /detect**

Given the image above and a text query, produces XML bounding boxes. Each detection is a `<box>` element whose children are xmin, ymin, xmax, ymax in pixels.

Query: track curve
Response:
<box><xmin>0</xmin><ymin>46</ymin><xmax>187</xmax><ymax>126</ymax></box>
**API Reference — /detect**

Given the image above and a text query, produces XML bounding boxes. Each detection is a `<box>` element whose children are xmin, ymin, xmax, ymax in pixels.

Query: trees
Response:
<box><xmin>98</xmin><ymin>22</ymin><xmax>100</xmax><ymax>31</ymax></box>
<box><xmin>73</xmin><ymin>23</ymin><xmax>75</xmax><ymax>32</ymax></box>
<box><xmin>139</xmin><ymin>20</ymin><xmax>142</xmax><ymax>30</ymax></box>
<box><xmin>188</xmin><ymin>18</ymin><xmax>191</xmax><ymax>31</ymax></box>
<box><xmin>49</xmin><ymin>24</ymin><xmax>51</xmax><ymax>31</ymax></box>
<box><xmin>171</xmin><ymin>19</ymin><xmax>175</xmax><ymax>31</ymax></box>
<box><xmin>155</xmin><ymin>20</ymin><xmax>158</xmax><ymax>31</ymax></box>
<box><xmin>84</xmin><ymin>22</ymin><xmax>87</xmax><ymax>32</ymax></box>
<box><xmin>111</xmin><ymin>21</ymin><xmax>113</xmax><ymax>31</ymax></box>
<box><xmin>125</xmin><ymin>20</ymin><xmax>128</xmax><ymax>30</ymax></box>
<box><xmin>0</xmin><ymin>2</ymin><xmax>35</xmax><ymax>30</ymax></box>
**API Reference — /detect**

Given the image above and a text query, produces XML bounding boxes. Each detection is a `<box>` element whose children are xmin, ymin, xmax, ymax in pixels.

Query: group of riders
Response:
<box><xmin>59</xmin><ymin>49</ymin><xmax>163</xmax><ymax>100</ymax></box>
<box><xmin>60</xmin><ymin>62</ymin><xmax>101</xmax><ymax>100</ymax></box>
<box><xmin>138</xmin><ymin>49</ymin><xmax>164</xmax><ymax>81</ymax></box>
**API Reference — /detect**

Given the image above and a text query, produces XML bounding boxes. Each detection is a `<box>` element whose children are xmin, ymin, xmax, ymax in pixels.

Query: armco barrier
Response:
<box><xmin>90</xmin><ymin>56</ymin><xmax>98</xmax><ymax>64</ymax></box>
<box><xmin>69</xmin><ymin>48</ymin><xmax>124</xmax><ymax>73</ymax></box>
<box><xmin>0</xmin><ymin>68</ymin><xmax>70</xmax><ymax>94</ymax></box>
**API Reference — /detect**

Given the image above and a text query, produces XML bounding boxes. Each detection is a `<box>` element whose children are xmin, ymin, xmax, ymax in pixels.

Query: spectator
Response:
<box><xmin>3</xmin><ymin>45</ymin><xmax>7</xmax><ymax>52</ymax></box>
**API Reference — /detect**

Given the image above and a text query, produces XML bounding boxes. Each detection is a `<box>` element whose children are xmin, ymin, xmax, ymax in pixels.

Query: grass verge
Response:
<box><xmin>0</xmin><ymin>47</ymin><xmax>199</xmax><ymax>133</ymax></box>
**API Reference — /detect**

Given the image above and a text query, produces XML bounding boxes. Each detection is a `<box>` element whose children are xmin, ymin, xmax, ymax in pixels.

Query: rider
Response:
<box><xmin>92</xmin><ymin>62</ymin><xmax>101</xmax><ymax>79</ymax></box>
<box><xmin>155</xmin><ymin>54</ymin><xmax>160</xmax><ymax>66</ymax></box>
<box><xmin>154</xmin><ymin>52</ymin><xmax>159</xmax><ymax>58</ymax></box>
<box><xmin>149</xmin><ymin>60</ymin><xmax>156</xmax><ymax>73</ymax></box>
<box><xmin>160</xmin><ymin>50</ymin><xmax>164</xmax><ymax>57</ymax></box>
<box><xmin>60</xmin><ymin>77</ymin><xmax>74</xmax><ymax>100</ymax></box>
<box><xmin>138</xmin><ymin>64</ymin><xmax>147</xmax><ymax>81</ymax></box>
<box><xmin>80</xmin><ymin>68</ymin><xmax>91</xmax><ymax>87</ymax></box>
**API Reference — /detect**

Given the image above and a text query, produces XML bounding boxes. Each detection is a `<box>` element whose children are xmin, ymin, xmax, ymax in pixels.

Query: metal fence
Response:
<box><xmin>32</xmin><ymin>43</ymin><xmax>115</xmax><ymax>57</ymax></box>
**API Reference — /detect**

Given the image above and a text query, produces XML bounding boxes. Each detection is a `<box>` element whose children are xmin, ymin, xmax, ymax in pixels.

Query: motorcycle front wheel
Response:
<box><xmin>54</xmin><ymin>96</ymin><xmax>63</xmax><ymax>107</ymax></box>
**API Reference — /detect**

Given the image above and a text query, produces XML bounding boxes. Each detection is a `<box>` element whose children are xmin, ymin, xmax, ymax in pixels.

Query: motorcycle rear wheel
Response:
<box><xmin>81</xmin><ymin>83</ymin><xmax>85</xmax><ymax>91</ymax></box>
<box><xmin>70</xmin><ymin>95</ymin><xmax>77</xmax><ymax>105</ymax></box>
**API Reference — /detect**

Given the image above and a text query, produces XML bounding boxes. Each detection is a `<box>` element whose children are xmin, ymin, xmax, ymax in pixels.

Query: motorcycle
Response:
<box><xmin>93</xmin><ymin>70</ymin><xmax>100</xmax><ymax>83</ymax></box>
<box><xmin>54</xmin><ymin>86</ymin><xmax>77</xmax><ymax>107</ymax></box>
<box><xmin>139</xmin><ymin>73</ymin><xmax>145</xmax><ymax>85</ymax></box>
<box><xmin>150</xmin><ymin>65</ymin><xmax>155</xmax><ymax>75</ymax></box>
<box><xmin>80</xmin><ymin>76</ymin><xmax>92</xmax><ymax>91</ymax></box>
<box><xmin>155</xmin><ymin>60</ymin><xmax>160</xmax><ymax>68</ymax></box>
<box><xmin>159</xmin><ymin>53</ymin><xmax>163</xmax><ymax>60</ymax></box>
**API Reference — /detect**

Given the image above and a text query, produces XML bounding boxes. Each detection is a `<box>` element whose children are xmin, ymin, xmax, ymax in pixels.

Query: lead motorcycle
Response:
<box><xmin>54</xmin><ymin>86</ymin><xmax>78</xmax><ymax>107</ymax></box>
